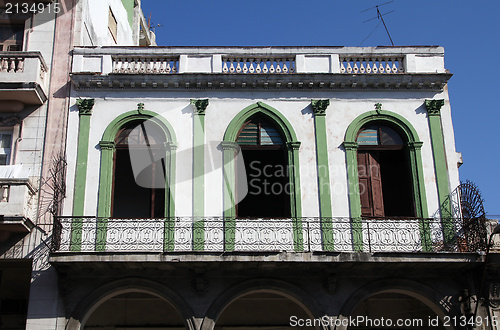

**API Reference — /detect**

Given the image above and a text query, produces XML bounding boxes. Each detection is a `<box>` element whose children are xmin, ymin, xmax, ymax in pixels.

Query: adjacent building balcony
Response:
<box><xmin>50</xmin><ymin>216</ymin><xmax>489</xmax><ymax>255</ymax></box>
<box><xmin>0</xmin><ymin>51</ymin><xmax>48</xmax><ymax>107</ymax></box>
<box><xmin>0</xmin><ymin>165</ymin><xmax>36</xmax><ymax>233</ymax></box>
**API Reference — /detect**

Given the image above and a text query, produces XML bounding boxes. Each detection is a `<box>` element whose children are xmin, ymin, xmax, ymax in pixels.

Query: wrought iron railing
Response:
<box><xmin>50</xmin><ymin>217</ymin><xmax>486</xmax><ymax>254</ymax></box>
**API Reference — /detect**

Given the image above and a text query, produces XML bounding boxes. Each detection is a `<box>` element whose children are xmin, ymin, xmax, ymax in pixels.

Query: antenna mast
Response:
<box><xmin>361</xmin><ymin>1</ymin><xmax>395</xmax><ymax>46</ymax></box>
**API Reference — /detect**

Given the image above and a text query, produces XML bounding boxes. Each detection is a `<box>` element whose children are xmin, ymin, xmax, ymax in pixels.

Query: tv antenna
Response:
<box><xmin>147</xmin><ymin>13</ymin><xmax>163</xmax><ymax>33</ymax></box>
<box><xmin>361</xmin><ymin>1</ymin><xmax>395</xmax><ymax>46</ymax></box>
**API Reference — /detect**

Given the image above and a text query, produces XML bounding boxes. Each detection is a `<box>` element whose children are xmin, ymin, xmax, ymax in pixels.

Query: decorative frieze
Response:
<box><xmin>71</xmin><ymin>73</ymin><xmax>450</xmax><ymax>91</ymax></box>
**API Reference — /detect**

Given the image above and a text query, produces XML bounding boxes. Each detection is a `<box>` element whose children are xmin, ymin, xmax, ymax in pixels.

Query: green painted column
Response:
<box><xmin>311</xmin><ymin>100</ymin><xmax>334</xmax><ymax>251</ymax></box>
<box><xmin>286</xmin><ymin>141</ymin><xmax>304</xmax><ymax>252</ymax></box>
<box><xmin>70</xmin><ymin>98</ymin><xmax>94</xmax><ymax>252</ymax></box>
<box><xmin>425</xmin><ymin>99</ymin><xmax>453</xmax><ymax>242</ymax></box>
<box><xmin>96</xmin><ymin>140</ymin><xmax>115</xmax><ymax>252</ymax></box>
<box><xmin>408</xmin><ymin>141</ymin><xmax>431</xmax><ymax>251</ymax></box>
<box><xmin>164</xmin><ymin>141</ymin><xmax>178</xmax><ymax>252</ymax></box>
<box><xmin>343</xmin><ymin>141</ymin><xmax>363</xmax><ymax>252</ymax></box>
<box><xmin>222</xmin><ymin>141</ymin><xmax>238</xmax><ymax>251</ymax></box>
<box><xmin>191</xmin><ymin>99</ymin><xmax>208</xmax><ymax>251</ymax></box>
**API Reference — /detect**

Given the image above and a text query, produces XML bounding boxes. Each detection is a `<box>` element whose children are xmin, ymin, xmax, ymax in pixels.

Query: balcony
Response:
<box><xmin>50</xmin><ymin>216</ymin><xmax>487</xmax><ymax>255</ymax></box>
<box><xmin>70</xmin><ymin>46</ymin><xmax>452</xmax><ymax>92</ymax></box>
<box><xmin>0</xmin><ymin>165</ymin><xmax>36</xmax><ymax>233</ymax></box>
<box><xmin>0</xmin><ymin>51</ymin><xmax>48</xmax><ymax>106</ymax></box>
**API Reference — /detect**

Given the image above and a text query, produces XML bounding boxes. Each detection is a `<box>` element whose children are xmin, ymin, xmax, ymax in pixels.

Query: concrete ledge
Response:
<box><xmin>49</xmin><ymin>251</ymin><xmax>484</xmax><ymax>264</ymax></box>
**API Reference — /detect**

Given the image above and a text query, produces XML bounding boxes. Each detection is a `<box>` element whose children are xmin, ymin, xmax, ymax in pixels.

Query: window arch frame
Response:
<box><xmin>343</xmin><ymin>110</ymin><xmax>428</xmax><ymax>220</ymax></box>
<box><xmin>222</xmin><ymin>102</ymin><xmax>303</xmax><ymax>251</ymax></box>
<box><xmin>96</xmin><ymin>109</ymin><xmax>177</xmax><ymax>251</ymax></box>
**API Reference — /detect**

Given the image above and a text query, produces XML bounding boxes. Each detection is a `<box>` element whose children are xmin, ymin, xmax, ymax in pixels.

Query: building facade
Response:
<box><xmin>46</xmin><ymin>46</ymin><xmax>500</xmax><ymax>329</ymax></box>
<box><xmin>0</xmin><ymin>0</ymin><xmax>154</xmax><ymax>328</ymax></box>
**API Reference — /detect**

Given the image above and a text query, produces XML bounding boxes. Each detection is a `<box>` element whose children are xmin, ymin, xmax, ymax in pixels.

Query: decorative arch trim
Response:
<box><xmin>223</xmin><ymin>101</ymin><xmax>298</xmax><ymax>142</ymax></box>
<box><xmin>222</xmin><ymin>102</ymin><xmax>303</xmax><ymax>251</ymax></box>
<box><xmin>201</xmin><ymin>278</ymin><xmax>326</xmax><ymax>330</ymax></box>
<box><xmin>344</xmin><ymin>110</ymin><xmax>420</xmax><ymax>144</ymax></box>
<box><xmin>96</xmin><ymin>107</ymin><xmax>177</xmax><ymax>251</ymax></box>
<box><xmin>338</xmin><ymin>278</ymin><xmax>457</xmax><ymax>330</ymax></box>
<box><xmin>66</xmin><ymin>278</ymin><xmax>195</xmax><ymax>330</ymax></box>
<box><xmin>343</xmin><ymin>110</ymin><xmax>429</xmax><ymax>251</ymax></box>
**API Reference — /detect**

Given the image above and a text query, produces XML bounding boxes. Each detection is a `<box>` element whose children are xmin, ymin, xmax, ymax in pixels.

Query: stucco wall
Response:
<box><xmin>63</xmin><ymin>88</ymin><xmax>458</xmax><ymax>219</ymax></box>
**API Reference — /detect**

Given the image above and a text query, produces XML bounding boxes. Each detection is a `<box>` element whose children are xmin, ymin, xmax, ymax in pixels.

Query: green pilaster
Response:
<box><xmin>425</xmin><ymin>99</ymin><xmax>453</xmax><ymax>241</ymax></box>
<box><xmin>222</xmin><ymin>141</ymin><xmax>238</xmax><ymax>251</ymax></box>
<box><xmin>286</xmin><ymin>141</ymin><xmax>304</xmax><ymax>252</ymax></box>
<box><xmin>191</xmin><ymin>99</ymin><xmax>208</xmax><ymax>251</ymax></box>
<box><xmin>96</xmin><ymin>140</ymin><xmax>115</xmax><ymax>251</ymax></box>
<box><xmin>311</xmin><ymin>99</ymin><xmax>334</xmax><ymax>251</ymax></box>
<box><xmin>343</xmin><ymin>141</ymin><xmax>363</xmax><ymax>252</ymax></box>
<box><xmin>71</xmin><ymin>98</ymin><xmax>94</xmax><ymax>252</ymax></box>
<box><xmin>164</xmin><ymin>141</ymin><xmax>178</xmax><ymax>252</ymax></box>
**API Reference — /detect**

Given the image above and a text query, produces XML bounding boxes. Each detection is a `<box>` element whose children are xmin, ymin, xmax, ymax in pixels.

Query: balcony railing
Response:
<box><xmin>0</xmin><ymin>51</ymin><xmax>49</xmax><ymax>104</ymax></box>
<box><xmin>51</xmin><ymin>217</ymin><xmax>486</xmax><ymax>254</ymax></box>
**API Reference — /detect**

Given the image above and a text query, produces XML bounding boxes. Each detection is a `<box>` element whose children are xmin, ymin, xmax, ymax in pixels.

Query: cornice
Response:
<box><xmin>70</xmin><ymin>73</ymin><xmax>452</xmax><ymax>92</ymax></box>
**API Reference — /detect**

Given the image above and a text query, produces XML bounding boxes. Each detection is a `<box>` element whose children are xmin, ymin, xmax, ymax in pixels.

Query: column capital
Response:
<box><xmin>164</xmin><ymin>141</ymin><xmax>178</xmax><ymax>151</ymax></box>
<box><xmin>99</xmin><ymin>141</ymin><xmax>115</xmax><ymax>151</ymax></box>
<box><xmin>191</xmin><ymin>99</ymin><xmax>209</xmax><ymax>115</ymax></box>
<box><xmin>342</xmin><ymin>141</ymin><xmax>358</xmax><ymax>151</ymax></box>
<box><xmin>76</xmin><ymin>98</ymin><xmax>95</xmax><ymax>116</ymax></box>
<box><xmin>407</xmin><ymin>141</ymin><xmax>424</xmax><ymax>150</ymax></box>
<box><xmin>425</xmin><ymin>99</ymin><xmax>445</xmax><ymax>116</ymax></box>
<box><xmin>286</xmin><ymin>141</ymin><xmax>301</xmax><ymax>151</ymax></box>
<box><xmin>221</xmin><ymin>141</ymin><xmax>239</xmax><ymax>151</ymax></box>
<box><xmin>311</xmin><ymin>99</ymin><xmax>330</xmax><ymax>116</ymax></box>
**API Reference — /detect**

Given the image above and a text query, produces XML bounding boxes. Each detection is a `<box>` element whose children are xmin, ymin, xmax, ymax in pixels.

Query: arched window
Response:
<box><xmin>111</xmin><ymin>120</ymin><xmax>167</xmax><ymax>218</ymax></box>
<box><xmin>356</xmin><ymin>124</ymin><xmax>415</xmax><ymax>217</ymax></box>
<box><xmin>236</xmin><ymin>116</ymin><xmax>290</xmax><ymax>218</ymax></box>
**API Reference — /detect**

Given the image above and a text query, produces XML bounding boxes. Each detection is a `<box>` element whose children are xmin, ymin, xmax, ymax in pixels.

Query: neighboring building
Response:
<box><xmin>0</xmin><ymin>0</ymin><xmax>154</xmax><ymax>329</ymax></box>
<box><xmin>47</xmin><ymin>45</ymin><xmax>500</xmax><ymax>329</ymax></box>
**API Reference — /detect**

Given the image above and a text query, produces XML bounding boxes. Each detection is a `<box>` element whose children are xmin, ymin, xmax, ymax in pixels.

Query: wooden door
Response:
<box><xmin>357</xmin><ymin>151</ymin><xmax>384</xmax><ymax>217</ymax></box>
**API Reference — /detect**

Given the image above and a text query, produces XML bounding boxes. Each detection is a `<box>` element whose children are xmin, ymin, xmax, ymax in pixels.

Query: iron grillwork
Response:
<box><xmin>50</xmin><ymin>217</ymin><xmax>485</xmax><ymax>253</ymax></box>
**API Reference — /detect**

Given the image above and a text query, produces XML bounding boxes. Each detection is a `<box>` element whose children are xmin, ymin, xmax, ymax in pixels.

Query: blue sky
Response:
<box><xmin>141</xmin><ymin>0</ymin><xmax>500</xmax><ymax>217</ymax></box>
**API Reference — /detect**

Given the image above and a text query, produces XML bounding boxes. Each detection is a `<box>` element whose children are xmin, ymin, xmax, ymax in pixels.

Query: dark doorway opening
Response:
<box><xmin>238</xmin><ymin>149</ymin><xmax>290</xmax><ymax>218</ymax></box>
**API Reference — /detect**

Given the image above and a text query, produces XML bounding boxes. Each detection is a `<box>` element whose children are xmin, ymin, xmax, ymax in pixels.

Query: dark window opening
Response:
<box><xmin>0</xmin><ymin>25</ymin><xmax>24</xmax><ymax>51</ymax></box>
<box><xmin>236</xmin><ymin>117</ymin><xmax>290</xmax><ymax>218</ymax></box>
<box><xmin>111</xmin><ymin>121</ymin><xmax>166</xmax><ymax>218</ymax></box>
<box><xmin>357</xmin><ymin>124</ymin><xmax>415</xmax><ymax>218</ymax></box>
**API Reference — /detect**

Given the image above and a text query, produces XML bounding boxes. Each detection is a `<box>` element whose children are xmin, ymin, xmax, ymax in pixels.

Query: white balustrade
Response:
<box><xmin>112</xmin><ymin>57</ymin><xmax>179</xmax><ymax>74</ymax></box>
<box><xmin>0</xmin><ymin>56</ymin><xmax>24</xmax><ymax>73</ymax></box>
<box><xmin>340</xmin><ymin>56</ymin><xmax>404</xmax><ymax>74</ymax></box>
<box><xmin>0</xmin><ymin>185</ymin><xmax>9</xmax><ymax>202</ymax></box>
<box><xmin>222</xmin><ymin>57</ymin><xmax>295</xmax><ymax>74</ymax></box>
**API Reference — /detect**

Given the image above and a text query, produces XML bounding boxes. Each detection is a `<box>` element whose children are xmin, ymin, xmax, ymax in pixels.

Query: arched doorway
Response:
<box><xmin>83</xmin><ymin>290</ymin><xmax>185</xmax><ymax>329</ymax></box>
<box><xmin>214</xmin><ymin>290</ymin><xmax>317</xmax><ymax>329</ymax></box>
<box><xmin>349</xmin><ymin>291</ymin><xmax>445</xmax><ymax>329</ymax></box>
<box><xmin>356</xmin><ymin>123</ymin><xmax>414</xmax><ymax>217</ymax></box>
